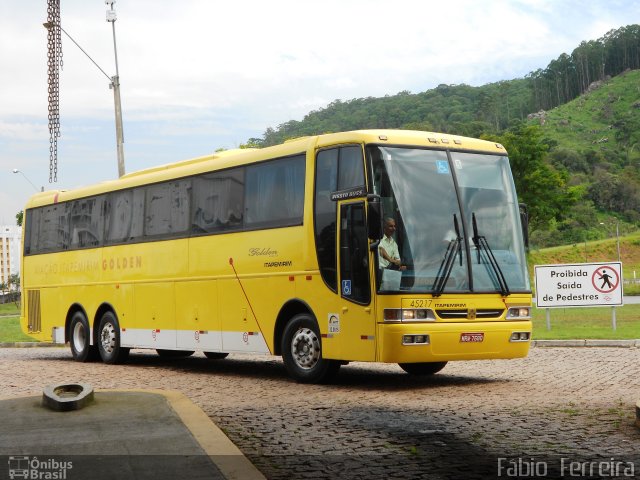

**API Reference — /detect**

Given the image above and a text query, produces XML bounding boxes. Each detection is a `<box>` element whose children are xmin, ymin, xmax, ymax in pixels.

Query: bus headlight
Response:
<box><xmin>507</xmin><ymin>306</ymin><xmax>531</xmax><ymax>319</ymax></box>
<box><xmin>384</xmin><ymin>309</ymin><xmax>436</xmax><ymax>322</ymax></box>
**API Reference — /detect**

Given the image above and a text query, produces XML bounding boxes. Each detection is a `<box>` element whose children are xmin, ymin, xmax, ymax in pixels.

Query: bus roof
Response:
<box><xmin>23</xmin><ymin>129</ymin><xmax>506</xmax><ymax>209</ymax></box>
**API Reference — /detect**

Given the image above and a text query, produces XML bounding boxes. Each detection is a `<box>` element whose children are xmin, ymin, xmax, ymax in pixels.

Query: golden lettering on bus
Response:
<box><xmin>102</xmin><ymin>256</ymin><xmax>143</xmax><ymax>271</ymax></box>
<box><xmin>248</xmin><ymin>247</ymin><xmax>278</xmax><ymax>257</ymax></box>
<box><xmin>36</xmin><ymin>263</ymin><xmax>58</xmax><ymax>275</ymax></box>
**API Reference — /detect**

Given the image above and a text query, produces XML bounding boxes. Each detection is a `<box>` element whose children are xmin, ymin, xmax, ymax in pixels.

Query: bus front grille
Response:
<box><xmin>27</xmin><ymin>290</ymin><xmax>42</xmax><ymax>333</ymax></box>
<box><xmin>436</xmin><ymin>309</ymin><xmax>505</xmax><ymax>320</ymax></box>
<box><xmin>436</xmin><ymin>309</ymin><xmax>467</xmax><ymax>319</ymax></box>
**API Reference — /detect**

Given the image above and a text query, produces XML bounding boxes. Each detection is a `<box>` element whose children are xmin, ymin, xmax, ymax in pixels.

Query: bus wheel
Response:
<box><xmin>281</xmin><ymin>314</ymin><xmax>340</xmax><ymax>383</ymax></box>
<box><xmin>69</xmin><ymin>311</ymin><xmax>98</xmax><ymax>362</ymax></box>
<box><xmin>204</xmin><ymin>352</ymin><xmax>229</xmax><ymax>360</ymax></box>
<box><xmin>97</xmin><ymin>311</ymin><xmax>129</xmax><ymax>365</ymax></box>
<box><xmin>156</xmin><ymin>349</ymin><xmax>194</xmax><ymax>358</ymax></box>
<box><xmin>398</xmin><ymin>361</ymin><xmax>447</xmax><ymax>375</ymax></box>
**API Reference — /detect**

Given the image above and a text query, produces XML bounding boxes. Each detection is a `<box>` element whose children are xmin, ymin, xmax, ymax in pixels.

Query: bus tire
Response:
<box><xmin>281</xmin><ymin>314</ymin><xmax>340</xmax><ymax>383</ymax></box>
<box><xmin>204</xmin><ymin>352</ymin><xmax>229</xmax><ymax>360</ymax></box>
<box><xmin>69</xmin><ymin>311</ymin><xmax>98</xmax><ymax>362</ymax></box>
<box><xmin>97</xmin><ymin>311</ymin><xmax>129</xmax><ymax>365</ymax></box>
<box><xmin>398</xmin><ymin>361</ymin><xmax>447</xmax><ymax>375</ymax></box>
<box><xmin>156</xmin><ymin>349</ymin><xmax>195</xmax><ymax>358</ymax></box>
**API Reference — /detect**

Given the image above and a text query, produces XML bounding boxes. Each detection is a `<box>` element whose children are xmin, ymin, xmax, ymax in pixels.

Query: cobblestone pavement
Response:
<box><xmin>1</xmin><ymin>346</ymin><xmax>639</xmax><ymax>479</ymax></box>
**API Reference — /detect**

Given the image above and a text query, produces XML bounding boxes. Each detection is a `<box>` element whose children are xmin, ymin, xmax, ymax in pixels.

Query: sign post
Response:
<box><xmin>534</xmin><ymin>262</ymin><xmax>623</xmax><ymax>330</ymax></box>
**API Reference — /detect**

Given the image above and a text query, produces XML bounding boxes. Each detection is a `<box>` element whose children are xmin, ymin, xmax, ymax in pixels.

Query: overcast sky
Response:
<box><xmin>1</xmin><ymin>0</ymin><xmax>639</xmax><ymax>223</ymax></box>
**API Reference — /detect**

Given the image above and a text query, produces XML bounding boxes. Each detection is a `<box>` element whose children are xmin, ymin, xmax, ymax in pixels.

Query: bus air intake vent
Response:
<box><xmin>28</xmin><ymin>290</ymin><xmax>42</xmax><ymax>333</ymax></box>
<box><xmin>436</xmin><ymin>309</ymin><xmax>467</xmax><ymax>319</ymax></box>
<box><xmin>477</xmin><ymin>309</ymin><xmax>505</xmax><ymax>319</ymax></box>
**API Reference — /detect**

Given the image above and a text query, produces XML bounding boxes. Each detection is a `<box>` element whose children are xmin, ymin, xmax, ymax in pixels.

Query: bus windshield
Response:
<box><xmin>369</xmin><ymin>145</ymin><xmax>530</xmax><ymax>294</ymax></box>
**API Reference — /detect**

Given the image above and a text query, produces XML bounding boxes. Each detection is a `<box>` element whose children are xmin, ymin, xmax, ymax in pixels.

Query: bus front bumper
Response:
<box><xmin>377</xmin><ymin>321</ymin><xmax>532</xmax><ymax>363</ymax></box>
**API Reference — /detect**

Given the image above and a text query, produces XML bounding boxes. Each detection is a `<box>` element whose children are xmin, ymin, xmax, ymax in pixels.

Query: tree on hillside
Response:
<box><xmin>16</xmin><ymin>211</ymin><xmax>23</xmax><ymax>227</ymax></box>
<box><xmin>483</xmin><ymin>123</ymin><xmax>577</xmax><ymax>231</ymax></box>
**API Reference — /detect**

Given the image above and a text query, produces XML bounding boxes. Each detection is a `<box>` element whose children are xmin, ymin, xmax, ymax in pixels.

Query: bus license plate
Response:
<box><xmin>460</xmin><ymin>332</ymin><xmax>484</xmax><ymax>343</ymax></box>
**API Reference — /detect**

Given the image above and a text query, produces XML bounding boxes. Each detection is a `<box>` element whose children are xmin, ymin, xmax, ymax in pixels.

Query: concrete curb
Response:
<box><xmin>141</xmin><ymin>389</ymin><xmax>267</xmax><ymax>480</ymax></box>
<box><xmin>532</xmin><ymin>339</ymin><xmax>639</xmax><ymax>348</ymax></box>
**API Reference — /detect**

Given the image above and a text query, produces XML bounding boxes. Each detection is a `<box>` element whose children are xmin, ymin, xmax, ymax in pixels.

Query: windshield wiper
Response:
<box><xmin>471</xmin><ymin>213</ymin><xmax>510</xmax><ymax>296</ymax></box>
<box><xmin>432</xmin><ymin>214</ymin><xmax>463</xmax><ymax>297</ymax></box>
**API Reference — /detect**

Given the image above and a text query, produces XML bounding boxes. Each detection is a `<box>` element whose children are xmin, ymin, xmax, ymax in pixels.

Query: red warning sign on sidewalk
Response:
<box><xmin>534</xmin><ymin>262</ymin><xmax>623</xmax><ymax>308</ymax></box>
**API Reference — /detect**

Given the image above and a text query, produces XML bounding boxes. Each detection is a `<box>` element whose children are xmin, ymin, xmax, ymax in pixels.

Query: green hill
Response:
<box><xmin>241</xmin><ymin>25</ymin><xmax>640</xmax><ymax>249</ymax></box>
<box><xmin>536</xmin><ymin>69</ymin><xmax>640</xmax><ymax>162</ymax></box>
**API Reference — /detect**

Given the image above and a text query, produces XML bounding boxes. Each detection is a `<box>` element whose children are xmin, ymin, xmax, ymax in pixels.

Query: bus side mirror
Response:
<box><xmin>519</xmin><ymin>203</ymin><xmax>529</xmax><ymax>250</ymax></box>
<box><xmin>367</xmin><ymin>194</ymin><xmax>383</xmax><ymax>240</ymax></box>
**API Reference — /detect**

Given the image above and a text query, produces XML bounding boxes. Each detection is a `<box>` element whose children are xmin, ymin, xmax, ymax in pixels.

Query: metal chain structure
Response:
<box><xmin>46</xmin><ymin>0</ymin><xmax>63</xmax><ymax>183</ymax></box>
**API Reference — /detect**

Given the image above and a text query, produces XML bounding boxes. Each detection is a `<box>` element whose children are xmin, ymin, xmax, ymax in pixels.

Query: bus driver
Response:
<box><xmin>379</xmin><ymin>218</ymin><xmax>406</xmax><ymax>271</ymax></box>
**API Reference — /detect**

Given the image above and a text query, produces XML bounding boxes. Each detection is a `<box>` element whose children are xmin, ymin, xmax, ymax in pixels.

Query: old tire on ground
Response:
<box><xmin>281</xmin><ymin>313</ymin><xmax>340</xmax><ymax>383</ymax></box>
<box><xmin>97</xmin><ymin>311</ymin><xmax>129</xmax><ymax>364</ymax></box>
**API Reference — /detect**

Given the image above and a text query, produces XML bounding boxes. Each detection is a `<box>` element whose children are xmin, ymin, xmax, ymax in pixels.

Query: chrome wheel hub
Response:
<box><xmin>291</xmin><ymin>327</ymin><xmax>320</xmax><ymax>370</ymax></box>
<box><xmin>100</xmin><ymin>322</ymin><xmax>116</xmax><ymax>354</ymax></box>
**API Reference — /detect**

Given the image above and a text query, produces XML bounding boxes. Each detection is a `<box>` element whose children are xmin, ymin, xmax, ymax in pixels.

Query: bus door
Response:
<box><xmin>335</xmin><ymin>200</ymin><xmax>376</xmax><ymax>361</ymax></box>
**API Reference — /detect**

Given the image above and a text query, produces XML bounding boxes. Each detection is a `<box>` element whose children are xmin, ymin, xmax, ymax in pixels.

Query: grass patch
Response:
<box><xmin>532</xmin><ymin>304</ymin><xmax>640</xmax><ymax>339</ymax></box>
<box><xmin>0</xmin><ymin>303</ymin><xmax>19</xmax><ymax>315</ymax></box>
<box><xmin>0</xmin><ymin>316</ymin><xmax>38</xmax><ymax>342</ymax></box>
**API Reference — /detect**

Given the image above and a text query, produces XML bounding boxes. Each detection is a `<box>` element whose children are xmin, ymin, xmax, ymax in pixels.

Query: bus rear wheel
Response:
<box><xmin>398</xmin><ymin>361</ymin><xmax>447</xmax><ymax>375</ymax></box>
<box><xmin>97</xmin><ymin>311</ymin><xmax>129</xmax><ymax>365</ymax></box>
<box><xmin>69</xmin><ymin>311</ymin><xmax>98</xmax><ymax>362</ymax></box>
<box><xmin>281</xmin><ymin>314</ymin><xmax>340</xmax><ymax>383</ymax></box>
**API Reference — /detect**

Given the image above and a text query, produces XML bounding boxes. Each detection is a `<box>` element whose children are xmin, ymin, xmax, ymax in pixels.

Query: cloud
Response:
<box><xmin>1</xmin><ymin>0</ymin><xmax>639</xmax><ymax>220</ymax></box>
<box><xmin>0</xmin><ymin>121</ymin><xmax>48</xmax><ymax>141</ymax></box>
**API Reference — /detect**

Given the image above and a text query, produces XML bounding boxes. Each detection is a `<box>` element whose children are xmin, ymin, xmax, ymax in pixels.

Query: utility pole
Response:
<box><xmin>106</xmin><ymin>1</ymin><xmax>125</xmax><ymax>177</ymax></box>
<box><xmin>44</xmin><ymin>1</ymin><xmax>126</xmax><ymax>179</ymax></box>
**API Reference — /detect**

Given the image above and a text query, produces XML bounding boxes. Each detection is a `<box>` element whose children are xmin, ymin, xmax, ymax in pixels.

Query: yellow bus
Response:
<box><xmin>21</xmin><ymin>129</ymin><xmax>532</xmax><ymax>383</ymax></box>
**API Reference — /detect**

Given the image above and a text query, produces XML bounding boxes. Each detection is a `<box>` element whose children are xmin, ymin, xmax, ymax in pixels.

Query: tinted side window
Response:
<box><xmin>338</xmin><ymin>145</ymin><xmax>365</xmax><ymax>190</ymax></box>
<box><xmin>69</xmin><ymin>196</ymin><xmax>106</xmax><ymax>249</ymax></box>
<box><xmin>245</xmin><ymin>155</ymin><xmax>305</xmax><ymax>229</ymax></box>
<box><xmin>314</xmin><ymin>146</ymin><xmax>365</xmax><ymax>292</ymax></box>
<box><xmin>144</xmin><ymin>179</ymin><xmax>191</xmax><ymax>238</ymax></box>
<box><xmin>105</xmin><ymin>189</ymin><xmax>145</xmax><ymax>244</ymax></box>
<box><xmin>40</xmin><ymin>203</ymin><xmax>70</xmax><ymax>252</ymax></box>
<box><xmin>192</xmin><ymin>168</ymin><xmax>244</xmax><ymax>234</ymax></box>
<box><xmin>340</xmin><ymin>202</ymin><xmax>370</xmax><ymax>304</ymax></box>
<box><xmin>23</xmin><ymin>208</ymin><xmax>40</xmax><ymax>255</ymax></box>
<box><xmin>314</xmin><ymin>149</ymin><xmax>338</xmax><ymax>291</ymax></box>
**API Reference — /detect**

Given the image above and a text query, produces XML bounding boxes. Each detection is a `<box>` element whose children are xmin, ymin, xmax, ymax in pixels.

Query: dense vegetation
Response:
<box><xmin>243</xmin><ymin>25</ymin><xmax>640</xmax><ymax>248</ymax></box>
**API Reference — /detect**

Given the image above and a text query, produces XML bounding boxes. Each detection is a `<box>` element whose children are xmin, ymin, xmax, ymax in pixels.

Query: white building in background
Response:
<box><xmin>0</xmin><ymin>225</ymin><xmax>21</xmax><ymax>289</ymax></box>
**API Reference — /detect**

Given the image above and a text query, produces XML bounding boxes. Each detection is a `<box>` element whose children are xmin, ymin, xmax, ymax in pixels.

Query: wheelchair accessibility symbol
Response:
<box><xmin>341</xmin><ymin>280</ymin><xmax>352</xmax><ymax>296</ymax></box>
<box><xmin>436</xmin><ymin>160</ymin><xmax>450</xmax><ymax>174</ymax></box>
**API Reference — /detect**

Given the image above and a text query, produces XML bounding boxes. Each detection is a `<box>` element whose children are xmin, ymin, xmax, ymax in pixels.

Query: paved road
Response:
<box><xmin>0</xmin><ymin>346</ymin><xmax>638</xmax><ymax>479</ymax></box>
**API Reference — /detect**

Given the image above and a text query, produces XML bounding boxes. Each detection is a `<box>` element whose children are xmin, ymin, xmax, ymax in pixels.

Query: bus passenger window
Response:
<box><xmin>191</xmin><ymin>169</ymin><xmax>244</xmax><ymax>234</ymax></box>
<box><xmin>338</xmin><ymin>146</ymin><xmax>365</xmax><ymax>190</ymax></box>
